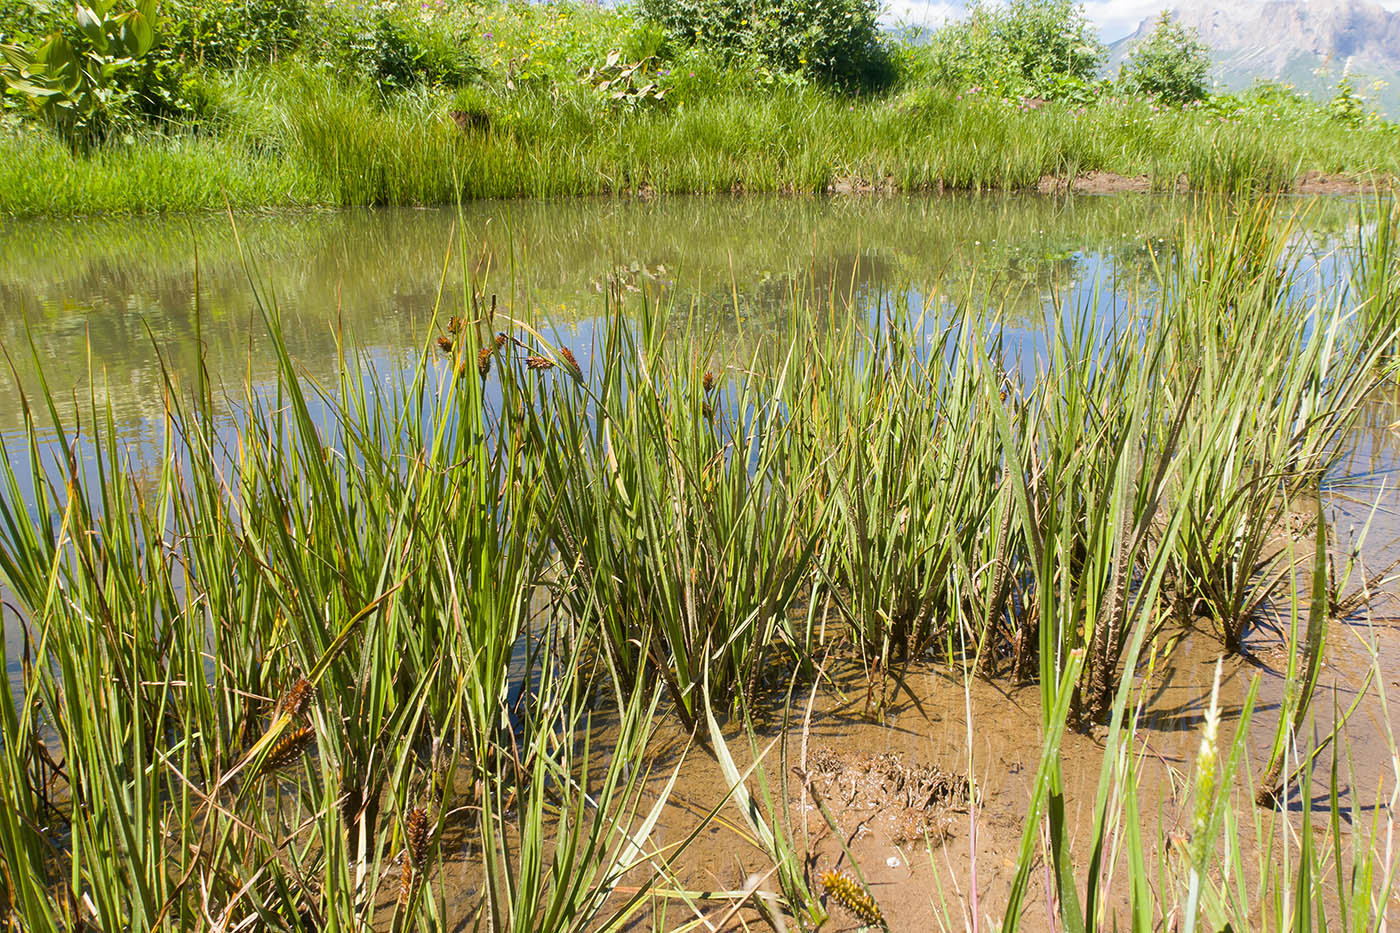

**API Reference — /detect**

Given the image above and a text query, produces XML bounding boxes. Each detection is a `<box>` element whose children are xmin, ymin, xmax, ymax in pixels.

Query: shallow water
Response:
<box><xmin>2</xmin><ymin>193</ymin><xmax>1399</xmax><ymax>925</ymax></box>
<box><xmin>0</xmin><ymin>192</ymin><xmax>1349</xmax><ymax>435</ymax></box>
<box><xmin>0</xmin><ymin>191</ymin><xmax>1385</xmax><ymax>647</ymax></box>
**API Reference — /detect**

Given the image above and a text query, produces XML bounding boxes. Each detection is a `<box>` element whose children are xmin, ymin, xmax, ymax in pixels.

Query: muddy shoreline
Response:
<box><xmin>820</xmin><ymin>170</ymin><xmax>1396</xmax><ymax>197</ymax></box>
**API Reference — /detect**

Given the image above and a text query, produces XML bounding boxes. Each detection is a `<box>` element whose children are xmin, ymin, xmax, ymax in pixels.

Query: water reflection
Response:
<box><xmin>6</xmin><ymin>192</ymin><xmax>1350</xmax><ymax>440</ymax></box>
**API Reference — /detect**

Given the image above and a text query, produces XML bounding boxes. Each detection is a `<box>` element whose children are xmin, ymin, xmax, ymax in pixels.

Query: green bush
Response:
<box><xmin>308</xmin><ymin>0</ymin><xmax>478</xmax><ymax>93</ymax></box>
<box><xmin>638</xmin><ymin>0</ymin><xmax>892</xmax><ymax>91</ymax></box>
<box><xmin>917</xmin><ymin>0</ymin><xmax>1104</xmax><ymax>100</ymax></box>
<box><xmin>1327</xmin><ymin>76</ymin><xmax>1367</xmax><ymax>127</ymax></box>
<box><xmin>1120</xmin><ymin>10</ymin><xmax>1209</xmax><ymax>104</ymax></box>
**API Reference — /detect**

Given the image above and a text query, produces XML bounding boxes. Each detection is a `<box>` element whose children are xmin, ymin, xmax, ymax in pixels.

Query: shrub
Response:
<box><xmin>1120</xmin><ymin>10</ymin><xmax>1209</xmax><ymax>105</ymax></box>
<box><xmin>918</xmin><ymin>0</ymin><xmax>1104</xmax><ymax>100</ymax></box>
<box><xmin>638</xmin><ymin>0</ymin><xmax>892</xmax><ymax>91</ymax></box>
<box><xmin>1327</xmin><ymin>76</ymin><xmax>1367</xmax><ymax>127</ymax></box>
<box><xmin>307</xmin><ymin>0</ymin><xmax>478</xmax><ymax>94</ymax></box>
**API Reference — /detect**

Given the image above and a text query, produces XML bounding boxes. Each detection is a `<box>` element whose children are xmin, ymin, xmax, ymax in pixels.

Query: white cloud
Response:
<box><xmin>886</xmin><ymin>0</ymin><xmax>1400</xmax><ymax>41</ymax></box>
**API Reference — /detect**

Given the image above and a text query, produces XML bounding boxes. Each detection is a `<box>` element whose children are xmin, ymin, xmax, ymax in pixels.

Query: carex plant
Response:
<box><xmin>1159</xmin><ymin>199</ymin><xmax>1394</xmax><ymax>653</ymax></box>
<box><xmin>787</xmin><ymin>305</ymin><xmax>1010</xmax><ymax>680</ymax></box>
<box><xmin>0</xmin><ymin>273</ymin><xmax>692</xmax><ymax>929</ymax></box>
<box><xmin>521</xmin><ymin>298</ymin><xmax>825</xmax><ymax>733</ymax></box>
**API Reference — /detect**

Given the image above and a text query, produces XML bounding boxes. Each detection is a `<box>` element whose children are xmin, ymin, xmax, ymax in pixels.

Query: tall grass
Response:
<box><xmin>2</xmin><ymin>64</ymin><xmax>1399</xmax><ymax>216</ymax></box>
<box><xmin>1</xmin><ymin>198</ymin><xmax>1399</xmax><ymax>929</ymax></box>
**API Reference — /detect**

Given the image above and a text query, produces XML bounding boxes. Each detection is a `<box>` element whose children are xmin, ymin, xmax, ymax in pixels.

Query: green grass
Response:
<box><xmin>1</xmin><ymin>197</ymin><xmax>1398</xmax><ymax>929</ymax></box>
<box><xmin>3</xmin><ymin>61</ymin><xmax>1399</xmax><ymax>216</ymax></box>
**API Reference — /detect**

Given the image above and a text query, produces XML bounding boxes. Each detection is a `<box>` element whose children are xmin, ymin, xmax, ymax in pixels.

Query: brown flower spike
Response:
<box><xmin>276</xmin><ymin>678</ymin><xmax>314</xmax><ymax>718</ymax></box>
<box><xmin>404</xmin><ymin>807</ymin><xmax>429</xmax><ymax>867</ymax></box>
<box><xmin>400</xmin><ymin>807</ymin><xmax>430</xmax><ymax>906</ymax></box>
<box><xmin>264</xmin><ymin>726</ymin><xmax>315</xmax><ymax>772</ymax></box>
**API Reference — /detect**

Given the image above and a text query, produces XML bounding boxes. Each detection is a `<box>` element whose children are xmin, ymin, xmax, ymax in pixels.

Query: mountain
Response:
<box><xmin>1107</xmin><ymin>0</ymin><xmax>1400</xmax><ymax>116</ymax></box>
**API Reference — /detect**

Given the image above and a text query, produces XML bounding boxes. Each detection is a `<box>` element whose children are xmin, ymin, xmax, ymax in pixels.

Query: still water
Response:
<box><xmin>5</xmin><ymin>192</ymin><xmax>1359</xmax><ymax>439</ymax></box>
<box><xmin>0</xmin><ymin>192</ymin><xmax>1388</xmax><ymax>690</ymax></box>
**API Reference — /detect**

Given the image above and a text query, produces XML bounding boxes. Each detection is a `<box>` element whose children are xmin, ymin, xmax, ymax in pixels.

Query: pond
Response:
<box><xmin>1</xmin><ymin>192</ymin><xmax>1325</xmax><ymax>436</ymax></box>
<box><xmin>1</xmin><ymin>191</ymin><xmax>1397</xmax><ymax>928</ymax></box>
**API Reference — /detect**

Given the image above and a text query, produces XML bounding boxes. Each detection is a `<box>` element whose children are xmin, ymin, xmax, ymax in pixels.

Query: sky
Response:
<box><xmin>885</xmin><ymin>0</ymin><xmax>1400</xmax><ymax>42</ymax></box>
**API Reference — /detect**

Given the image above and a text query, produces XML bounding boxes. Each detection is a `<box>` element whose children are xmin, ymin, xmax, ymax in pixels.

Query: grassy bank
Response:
<box><xmin>4</xmin><ymin>68</ymin><xmax>1398</xmax><ymax>216</ymax></box>
<box><xmin>2</xmin><ymin>0</ymin><xmax>1399</xmax><ymax>216</ymax></box>
<box><xmin>1</xmin><ymin>197</ymin><xmax>1398</xmax><ymax>928</ymax></box>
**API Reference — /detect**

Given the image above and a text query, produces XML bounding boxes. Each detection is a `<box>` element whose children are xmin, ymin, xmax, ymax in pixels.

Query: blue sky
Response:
<box><xmin>885</xmin><ymin>1</ymin><xmax>1400</xmax><ymax>42</ymax></box>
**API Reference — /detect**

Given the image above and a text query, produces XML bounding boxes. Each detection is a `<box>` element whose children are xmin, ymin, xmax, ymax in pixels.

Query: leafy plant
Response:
<box><xmin>1327</xmin><ymin>75</ymin><xmax>1367</xmax><ymax>127</ymax></box>
<box><xmin>307</xmin><ymin>0</ymin><xmax>478</xmax><ymax>94</ymax></box>
<box><xmin>917</xmin><ymin>0</ymin><xmax>1104</xmax><ymax>100</ymax></box>
<box><xmin>0</xmin><ymin>0</ymin><xmax>159</xmax><ymax>147</ymax></box>
<box><xmin>1120</xmin><ymin>10</ymin><xmax>1210</xmax><ymax>105</ymax></box>
<box><xmin>639</xmin><ymin>0</ymin><xmax>893</xmax><ymax>91</ymax></box>
<box><xmin>161</xmin><ymin>0</ymin><xmax>310</xmax><ymax>69</ymax></box>
<box><xmin>580</xmin><ymin>48</ymin><xmax>668</xmax><ymax>109</ymax></box>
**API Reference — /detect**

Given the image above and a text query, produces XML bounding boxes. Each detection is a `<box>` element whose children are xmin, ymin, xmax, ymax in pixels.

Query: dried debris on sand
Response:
<box><xmin>803</xmin><ymin>748</ymin><xmax>973</xmax><ymax>846</ymax></box>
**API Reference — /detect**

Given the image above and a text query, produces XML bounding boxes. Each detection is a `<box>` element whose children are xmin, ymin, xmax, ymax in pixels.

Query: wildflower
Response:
<box><xmin>558</xmin><ymin>346</ymin><xmax>581</xmax><ymax>376</ymax></box>
<box><xmin>399</xmin><ymin>807</ymin><xmax>430</xmax><ymax>905</ymax></box>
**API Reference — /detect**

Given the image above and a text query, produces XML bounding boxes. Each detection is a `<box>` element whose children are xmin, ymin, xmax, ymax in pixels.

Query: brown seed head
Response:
<box><xmin>277</xmin><ymin>678</ymin><xmax>314</xmax><ymax>718</ymax></box>
<box><xmin>405</xmin><ymin>807</ymin><xmax>429</xmax><ymax>867</ymax></box>
<box><xmin>265</xmin><ymin>725</ymin><xmax>315</xmax><ymax>772</ymax></box>
<box><xmin>818</xmin><ymin>869</ymin><xmax>884</xmax><ymax>929</ymax></box>
<box><xmin>494</xmin><ymin>332</ymin><xmax>509</xmax><ymax>349</ymax></box>
<box><xmin>436</xmin><ymin>335</ymin><xmax>454</xmax><ymax>354</ymax></box>
<box><xmin>478</xmin><ymin>346</ymin><xmax>493</xmax><ymax>377</ymax></box>
<box><xmin>702</xmin><ymin>371</ymin><xmax>714</xmax><ymax>392</ymax></box>
<box><xmin>558</xmin><ymin>347</ymin><xmax>579</xmax><ymax>370</ymax></box>
<box><xmin>526</xmin><ymin>355</ymin><xmax>554</xmax><ymax>371</ymax></box>
<box><xmin>447</xmin><ymin>316</ymin><xmax>464</xmax><ymax>334</ymax></box>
